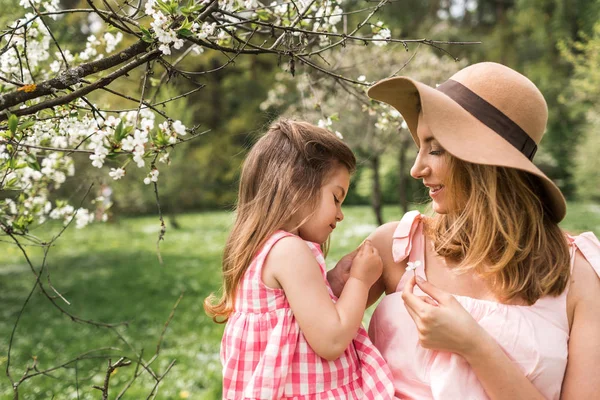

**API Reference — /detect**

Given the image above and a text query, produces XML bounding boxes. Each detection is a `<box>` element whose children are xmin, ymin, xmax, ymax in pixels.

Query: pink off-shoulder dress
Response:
<box><xmin>368</xmin><ymin>211</ymin><xmax>600</xmax><ymax>399</ymax></box>
<box><xmin>221</xmin><ymin>230</ymin><xmax>394</xmax><ymax>400</ymax></box>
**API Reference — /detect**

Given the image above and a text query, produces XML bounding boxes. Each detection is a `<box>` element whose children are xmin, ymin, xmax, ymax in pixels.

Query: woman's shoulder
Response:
<box><xmin>369</xmin><ymin>210</ymin><xmax>424</xmax><ymax>242</ymax></box>
<box><xmin>569</xmin><ymin>232</ymin><xmax>600</xmax><ymax>303</ymax></box>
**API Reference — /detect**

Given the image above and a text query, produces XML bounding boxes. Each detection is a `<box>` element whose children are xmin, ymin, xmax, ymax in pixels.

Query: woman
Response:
<box><xmin>328</xmin><ymin>62</ymin><xmax>600</xmax><ymax>399</ymax></box>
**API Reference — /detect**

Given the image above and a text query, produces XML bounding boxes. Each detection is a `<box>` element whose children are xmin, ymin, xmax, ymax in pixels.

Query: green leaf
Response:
<box><xmin>26</xmin><ymin>154</ymin><xmax>41</xmax><ymax>171</ymax></box>
<box><xmin>178</xmin><ymin>28</ymin><xmax>193</xmax><ymax>37</ymax></box>
<box><xmin>114</xmin><ymin>120</ymin><xmax>124</xmax><ymax>142</ymax></box>
<box><xmin>18</xmin><ymin>119</ymin><xmax>35</xmax><ymax>131</ymax></box>
<box><xmin>1</xmin><ymin>130</ymin><xmax>13</xmax><ymax>140</ymax></box>
<box><xmin>8</xmin><ymin>114</ymin><xmax>18</xmax><ymax>134</ymax></box>
<box><xmin>5</xmin><ymin>177</ymin><xmax>18</xmax><ymax>188</ymax></box>
<box><xmin>141</xmin><ymin>34</ymin><xmax>155</xmax><ymax>43</ymax></box>
<box><xmin>140</xmin><ymin>26</ymin><xmax>152</xmax><ymax>37</ymax></box>
<box><xmin>256</xmin><ymin>9</ymin><xmax>271</xmax><ymax>21</ymax></box>
<box><xmin>140</xmin><ymin>26</ymin><xmax>155</xmax><ymax>43</ymax></box>
<box><xmin>156</xmin><ymin>0</ymin><xmax>173</xmax><ymax>14</ymax></box>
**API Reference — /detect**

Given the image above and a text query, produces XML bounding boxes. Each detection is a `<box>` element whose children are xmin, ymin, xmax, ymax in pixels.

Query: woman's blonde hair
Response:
<box><xmin>428</xmin><ymin>155</ymin><xmax>571</xmax><ymax>305</ymax></box>
<box><xmin>204</xmin><ymin>119</ymin><xmax>356</xmax><ymax>322</ymax></box>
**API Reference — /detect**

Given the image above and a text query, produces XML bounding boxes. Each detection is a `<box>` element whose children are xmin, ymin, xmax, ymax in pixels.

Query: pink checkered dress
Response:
<box><xmin>221</xmin><ymin>230</ymin><xmax>394</xmax><ymax>399</ymax></box>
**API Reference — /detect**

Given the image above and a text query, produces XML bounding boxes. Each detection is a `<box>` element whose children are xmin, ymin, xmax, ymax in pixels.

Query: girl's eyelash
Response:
<box><xmin>429</xmin><ymin>150</ymin><xmax>444</xmax><ymax>155</ymax></box>
<box><xmin>333</xmin><ymin>195</ymin><xmax>340</xmax><ymax>203</ymax></box>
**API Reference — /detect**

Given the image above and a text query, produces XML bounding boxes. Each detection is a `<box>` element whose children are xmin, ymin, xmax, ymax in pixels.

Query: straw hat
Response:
<box><xmin>367</xmin><ymin>62</ymin><xmax>566</xmax><ymax>222</ymax></box>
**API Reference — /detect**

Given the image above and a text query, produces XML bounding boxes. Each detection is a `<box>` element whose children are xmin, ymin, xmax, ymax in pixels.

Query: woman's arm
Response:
<box><xmin>327</xmin><ymin>221</ymin><xmax>405</xmax><ymax>307</ymax></box>
<box><xmin>403</xmin><ymin>276</ymin><xmax>546</xmax><ymax>400</ymax></box>
<box><xmin>560</xmin><ymin>250</ymin><xmax>600</xmax><ymax>398</ymax></box>
<box><xmin>266</xmin><ymin>236</ymin><xmax>382</xmax><ymax>361</ymax></box>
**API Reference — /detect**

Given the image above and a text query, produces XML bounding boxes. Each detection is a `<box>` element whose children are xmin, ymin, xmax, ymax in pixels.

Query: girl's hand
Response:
<box><xmin>350</xmin><ymin>240</ymin><xmax>383</xmax><ymax>287</ymax></box>
<box><xmin>327</xmin><ymin>248</ymin><xmax>357</xmax><ymax>297</ymax></box>
<box><xmin>402</xmin><ymin>275</ymin><xmax>487</xmax><ymax>358</ymax></box>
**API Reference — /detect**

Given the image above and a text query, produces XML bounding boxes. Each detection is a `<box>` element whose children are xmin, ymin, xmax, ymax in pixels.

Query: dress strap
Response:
<box><xmin>253</xmin><ymin>230</ymin><xmax>296</xmax><ymax>279</ymax></box>
<box><xmin>392</xmin><ymin>210</ymin><xmax>423</xmax><ymax>263</ymax></box>
<box><xmin>569</xmin><ymin>232</ymin><xmax>600</xmax><ymax>278</ymax></box>
<box><xmin>392</xmin><ymin>211</ymin><xmax>426</xmax><ymax>292</ymax></box>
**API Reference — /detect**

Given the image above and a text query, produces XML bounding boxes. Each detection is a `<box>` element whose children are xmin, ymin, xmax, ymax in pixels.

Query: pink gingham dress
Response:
<box><xmin>369</xmin><ymin>211</ymin><xmax>600</xmax><ymax>399</ymax></box>
<box><xmin>221</xmin><ymin>230</ymin><xmax>394</xmax><ymax>399</ymax></box>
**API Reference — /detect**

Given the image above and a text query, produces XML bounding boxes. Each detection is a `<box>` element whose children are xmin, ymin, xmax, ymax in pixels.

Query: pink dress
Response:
<box><xmin>369</xmin><ymin>211</ymin><xmax>600</xmax><ymax>399</ymax></box>
<box><xmin>221</xmin><ymin>230</ymin><xmax>394</xmax><ymax>399</ymax></box>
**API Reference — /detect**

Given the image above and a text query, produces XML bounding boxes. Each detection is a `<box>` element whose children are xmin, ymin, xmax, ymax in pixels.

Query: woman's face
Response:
<box><xmin>410</xmin><ymin>113</ymin><xmax>451</xmax><ymax>214</ymax></box>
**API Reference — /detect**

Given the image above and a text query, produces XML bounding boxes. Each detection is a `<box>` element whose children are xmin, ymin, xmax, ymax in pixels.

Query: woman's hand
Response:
<box><xmin>402</xmin><ymin>275</ymin><xmax>486</xmax><ymax>358</ymax></box>
<box><xmin>327</xmin><ymin>248</ymin><xmax>358</xmax><ymax>297</ymax></box>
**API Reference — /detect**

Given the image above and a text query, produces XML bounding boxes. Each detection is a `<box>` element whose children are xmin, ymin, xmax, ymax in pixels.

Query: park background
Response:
<box><xmin>1</xmin><ymin>0</ymin><xmax>599</xmax><ymax>398</ymax></box>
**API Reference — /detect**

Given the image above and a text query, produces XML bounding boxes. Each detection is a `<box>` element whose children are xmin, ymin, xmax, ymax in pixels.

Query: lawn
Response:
<box><xmin>1</xmin><ymin>203</ymin><xmax>599</xmax><ymax>399</ymax></box>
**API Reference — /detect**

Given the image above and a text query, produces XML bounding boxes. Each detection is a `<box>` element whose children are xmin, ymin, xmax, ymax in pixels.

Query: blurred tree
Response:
<box><xmin>559</xmin><ymin>21</ymin><xmax>600</xmax><ymax>201</ymax></box>
<box><xmin>261</xmin><ymin>44</ymin><xmax>466</xmax><ymax>223</ymax></box>
<box><xmin>419</xmin><ymin>0</ymin><xmax>600</xmax><ymax>197</ymax></box>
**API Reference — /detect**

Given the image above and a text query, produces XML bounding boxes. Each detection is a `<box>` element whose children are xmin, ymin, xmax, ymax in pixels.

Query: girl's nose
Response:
<box><xmin>336</xmin><ymin>208</ymin><xmax>344</xmax><ymax>222</ymax></box>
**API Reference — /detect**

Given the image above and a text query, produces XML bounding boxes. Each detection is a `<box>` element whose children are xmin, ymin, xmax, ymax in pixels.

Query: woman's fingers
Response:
<box><xmin>403</xmin><ymin>275</ymin><xmax>440</xmax><ymax>313</ymax></box>
<box><xmin>420</xmin><ymin>296</ymin><xmax>439</xmax><ymax>306</ymax></box>
<box><xmin>402</xmin><ymin>275</ymin><xmax>429</xmax><ymax>312</ymax></box>
<box><xmin>415</xmin><ymin>276</ymin><xmax>451</xmax><ymax>304</ymax></box>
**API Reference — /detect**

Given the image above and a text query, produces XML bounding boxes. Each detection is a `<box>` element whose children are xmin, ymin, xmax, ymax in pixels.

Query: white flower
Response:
<box><xmin>159</xmin><ymin>43</ymin><xmax>171</xmax><ymax>55</ymax></box>
<box><xmin>89</xmin><ymin>150</ymin><xmax>107</xmax><ymax>168</ymax></box>
<box><xmin>158</xmin><ymin>152</ymin><xmax>170</xmax><ymax>164</ymax></box>
<box><xmin>74</xmin><ymin>208</ymin><xmax>95</xmax><ymax>229</ymax></box>
<box><xmin>373</xmin><ymin>28</ymin><xmax>391</xmax><ymax>47</ymax></box>
<box><xmin>143</xmin><ymin>169</ymin><xmax>159</xmax><ymax>185</ymax></box>
<box><xmin>133</xmin><ymin>146</ymin><xmax>145</xmax><ymax>168</ymax></box>
<box><xmin>109</xmin><ymin>168</ymin><xmax>125</xmax><ymax>180</ymax></box>
<box><xmin>172</xmin><ymin>120</ymin><xmax>186</xmax><ymax>136</ymax></box>
<box><xmin>335</xmin><ymin>131</ymin><xmax>343</xmax><ymax>139</ymax></box>
<box><xmin>317</xmin><ymin>117</ymin><xmax>333</xmax><ymax>128</ymax></box>
<box><xmin>103</xmin><ymin>31</ymin><xmax>123</xmax><ymax>53</ymax></box>
<box><xmin>406</xmin><ymin>260</ymin><xmax>422</xmax><ymax>272</ymax></box>
<box><xmin>357</xmin><ymin>75</ymin><xmax>366</xmax><ymax>82</ymax></box>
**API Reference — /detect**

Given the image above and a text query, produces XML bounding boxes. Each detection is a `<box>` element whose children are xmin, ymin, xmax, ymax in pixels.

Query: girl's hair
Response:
<box><xmin>427</xmin><ymin>155</ymin><xmax>571</xmax><ymax>305</ymax></box>
<box><xmin>204</xmin><ymin>119</ymin><xmax>356</xmax><ymax>322</ymax></box>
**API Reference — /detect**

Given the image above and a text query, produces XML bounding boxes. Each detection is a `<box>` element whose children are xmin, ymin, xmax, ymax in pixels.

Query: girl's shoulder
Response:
<box><xmin>268</xmin><ymin>232</ymin><xmax>315</xmax><ymax>259</ymax></box>
<box><xmin>261</xmin><ymin>231</ymin><xmax>323</xmax><ymax>289</ymax></box>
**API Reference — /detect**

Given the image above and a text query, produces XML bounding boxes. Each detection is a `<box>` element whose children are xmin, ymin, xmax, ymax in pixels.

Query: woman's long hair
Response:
<box><xmin>428</xmin><ymin>155</ymin><xmax>571</xmax><ymax>305</ymax></box>
<box><xmin>204</xmin><ymin>119</ymin><xmax>356</xmax><ymax>322</ymax></box>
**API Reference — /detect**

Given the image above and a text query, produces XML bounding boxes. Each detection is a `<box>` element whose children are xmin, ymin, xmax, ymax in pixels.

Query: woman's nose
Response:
<box><xmin>410</xmin><ymin>153</ymin><xmax>430</xmax><ymax>179</ymax></box>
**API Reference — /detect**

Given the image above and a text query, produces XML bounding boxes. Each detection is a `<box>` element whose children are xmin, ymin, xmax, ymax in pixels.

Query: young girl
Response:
<box><xmin>204</xmin><ymin>120</ymin><xmax>394</xmax><ymax>399</ymax></box>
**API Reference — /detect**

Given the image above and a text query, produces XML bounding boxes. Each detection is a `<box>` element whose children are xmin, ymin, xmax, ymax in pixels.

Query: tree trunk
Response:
<box><xmin>371</xmin><ymin>155</ymin><xmax>384</xmax><ymax>225</ymax></box>
<box><xmin>398</xmin><ymin>135</ymin><xmax>410</xmax><ymax>214</ymax></box>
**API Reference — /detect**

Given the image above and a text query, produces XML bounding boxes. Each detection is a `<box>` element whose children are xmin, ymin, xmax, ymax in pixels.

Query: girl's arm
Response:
<box><xmin>265</xmin><ymin>236</ymin><xmax>382</xmax><ymax>361</ymax></box>
<box><xmin>560</xmin><ymin>250</ymin><xmax>600</xmax><ymax>398</ymax></box>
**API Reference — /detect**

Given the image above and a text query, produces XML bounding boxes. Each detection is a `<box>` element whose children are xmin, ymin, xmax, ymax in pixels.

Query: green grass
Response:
<box><xmin>1</xmin><ymin>203</ymin><xmax>598</xmax><ymax>399</ymax></box>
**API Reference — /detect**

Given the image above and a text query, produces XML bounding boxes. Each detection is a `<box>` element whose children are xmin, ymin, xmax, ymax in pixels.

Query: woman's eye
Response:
<box><xmin>333</xmin><ymin>195</ymin><xmax>340</xmax><ymax>204</ymax></box>
<box><xmin>429</xmin><ymin>149</ymin><xmax>444</xmax><ymax>156</ymax></box>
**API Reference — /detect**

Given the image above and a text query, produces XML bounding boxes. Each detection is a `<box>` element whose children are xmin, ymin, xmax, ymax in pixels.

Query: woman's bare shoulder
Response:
<box><xmin>368</xmin><ymin>221</ymin><xmax>400</xmax><ymax>245</ymax></box>
<box><xmin>569</xmin><ymin>249</ymin><xmax>600</xmax><ymax>303</ymax></box>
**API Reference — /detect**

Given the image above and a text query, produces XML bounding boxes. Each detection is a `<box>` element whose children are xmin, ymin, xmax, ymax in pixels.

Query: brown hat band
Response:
<box><xmin>436</xmin><ymin>79</ymin><xmax>538</xmax><ymax>161</ymax></box>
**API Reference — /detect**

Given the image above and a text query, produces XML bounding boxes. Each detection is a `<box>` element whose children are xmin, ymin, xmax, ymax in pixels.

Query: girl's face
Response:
<box><xmin>410</xmin><ymin>113</ymin><xmax>451</xmax><ymax>214</ymax></box>
<box><xmin>296</xmin><ymin>164</ymin><xmax>350</xmax><ymax>244</ymax></box>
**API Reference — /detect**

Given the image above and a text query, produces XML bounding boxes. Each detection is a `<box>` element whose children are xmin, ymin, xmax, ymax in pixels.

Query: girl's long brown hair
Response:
<box><xmin>428</xmin><ymin>155</ymin><xmax>571</xmax><ymax>305</ymax></box>
<box><xmin>204</xmin><ymin>119</ymin><xmax>356</xmax><ymax>322</ymax></box>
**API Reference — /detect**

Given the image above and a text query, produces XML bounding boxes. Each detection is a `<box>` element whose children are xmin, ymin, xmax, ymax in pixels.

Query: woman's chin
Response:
<box><xmin>432</xmin><ymin>202</ymin><xmax>448</xmax><ymax>214</ymax></box>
